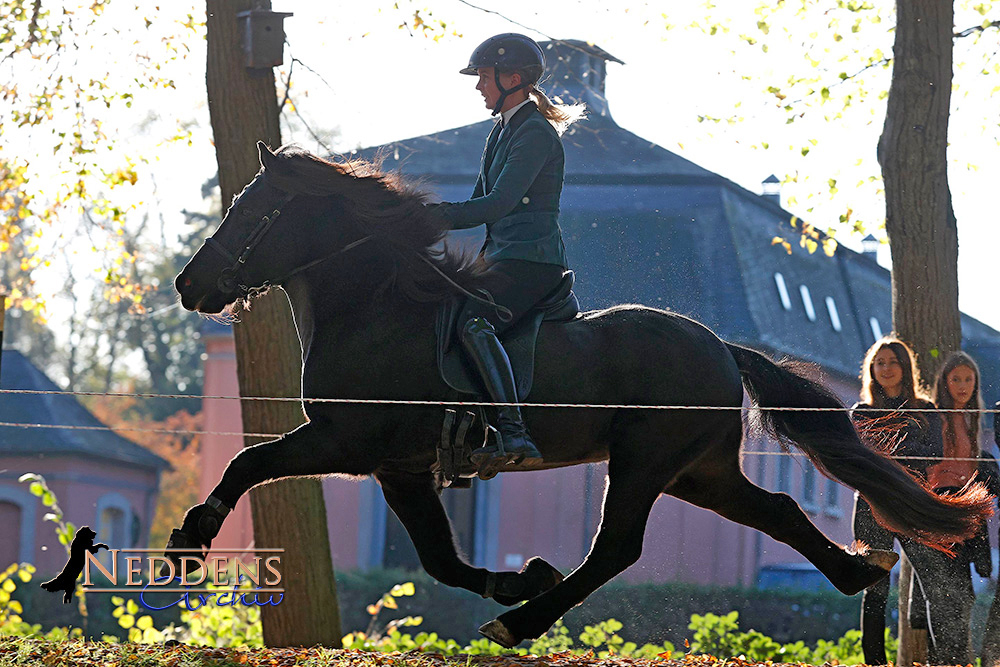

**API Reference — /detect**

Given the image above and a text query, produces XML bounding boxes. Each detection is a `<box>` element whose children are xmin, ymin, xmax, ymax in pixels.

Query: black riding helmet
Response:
<box><xmin>460</xmin><ymin>33</ymin><xmax>545</xmax><ymax>116</ymax></box>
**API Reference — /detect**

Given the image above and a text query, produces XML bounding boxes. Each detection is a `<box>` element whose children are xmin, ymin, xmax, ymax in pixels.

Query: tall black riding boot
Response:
<box><xmin>460</xmin><ymin>317</ymin><xmax>543</xmax><ymax>476</ymax></box>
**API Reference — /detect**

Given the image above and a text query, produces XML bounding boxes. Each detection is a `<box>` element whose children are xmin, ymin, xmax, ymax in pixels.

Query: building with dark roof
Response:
<box><xmin>0</xmin><ymin>349</ymin><xmax>168</xmax><ymax>573</ymax></box>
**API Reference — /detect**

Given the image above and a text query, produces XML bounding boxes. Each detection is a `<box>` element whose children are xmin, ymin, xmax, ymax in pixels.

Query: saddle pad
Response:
<box><xmin>436</xmin><ymin>299</ymin><xmax>543</xmax><ymax>398</ymax></box>
<box><xmin>435</xmin><ymin>283</ymin><xmax>579</xmax><ymax>398</ymax></box>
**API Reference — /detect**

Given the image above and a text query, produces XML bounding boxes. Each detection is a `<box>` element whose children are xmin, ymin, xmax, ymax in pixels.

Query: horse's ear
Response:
<box><xmin>257</xmin><ymin>141</ymin><xmax>277</xmax><ymax>171</ymax></box>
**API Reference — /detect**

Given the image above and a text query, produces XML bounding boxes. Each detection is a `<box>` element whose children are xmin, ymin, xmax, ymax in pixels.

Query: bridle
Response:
<box><xmin>203</xmin><ymin>189</ymin><xmax>372</xmax><ymax>299</ymax></box>
<box><xmin>201</xmin><ymin>179</ymin><xmax>510</xmax><ymax>320</ymax></box>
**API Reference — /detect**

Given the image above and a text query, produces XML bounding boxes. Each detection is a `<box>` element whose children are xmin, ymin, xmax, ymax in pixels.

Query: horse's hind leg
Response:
<box><xmin>667</xmin><ymin>429</ymin><xmax>896</xmax><ymax>595</ymax></box>
<box><xmin>480</xmin><ymin>454</ymin><xmax>667</xmax><ymax>647</ymax></box>
<box><xmin>376</xmin><ymin>470</ymin><xmax>563</xmax><ymax>606</ymax></box>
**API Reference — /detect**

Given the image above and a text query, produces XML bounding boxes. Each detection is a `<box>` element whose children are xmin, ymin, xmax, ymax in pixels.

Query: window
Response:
<box><xmin>825</xmin><ymin>297</ymin><xmax>842</xmax><ymax>332</ymax></box>
<box><xmin>777</xmin><ymin>453</ymin><xmax>791</xmax><ymax>493</ymax></box>
<box><xmin>802</xmin><ymin>463</ymin><xmax>818</xmax><ymax>510</ymax></box>
<box><xmin>98</xmin><ymin>507</ymin><xmax>126</xmax><ymax>572</ymax></box>
<box><xmin>870</xmin><ymin>316</ymin><xmax>883</xmax><ymax>341</ymax></box>
<box><xmin>0</xmin><ymin>501</ymin><xmax>21</xmax><ymax>569</ymax></box>
<box><xmin>96</xmin><ymin>493</ymin><xmax>132</xmax><ymax>576</ymax></box>
<box><xmin>774</xmin><ymin>273</ymin><xmax>791</xmax><ymax>310</ymax></box>
<box><xmin>800</xmin><ymin>285</ymin><xmax>816</xmax><ymax>322</ymax></box>
<box><xmin>824</xmin><ymin>477</ymin><xmax>841</xmax><ymax>516</ymax></box>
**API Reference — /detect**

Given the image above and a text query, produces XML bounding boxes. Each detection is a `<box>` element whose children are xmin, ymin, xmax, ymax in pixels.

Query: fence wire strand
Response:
<box><xmin>0</xmin><ymin>386</ymin><xmax>996</xmax><ymax>462</ymax></box>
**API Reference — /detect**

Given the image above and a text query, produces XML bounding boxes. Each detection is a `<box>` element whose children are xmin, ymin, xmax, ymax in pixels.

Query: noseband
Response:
<box><xmin>204</xmin><ymin>190</ymin><xmax>371</xmax><ymax>298</ymax></box>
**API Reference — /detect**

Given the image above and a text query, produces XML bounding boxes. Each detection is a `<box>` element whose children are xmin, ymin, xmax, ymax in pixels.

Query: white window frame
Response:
<box><xmin>825</xmin><ymin>296</ymin><xmax>842</xmax><ymax>332</ymax></box>
<box><xmin>800</xmin><ymin>285</ymin><xmax>816</xmax><ymax>322</ymax></box>
<box><xmin>774</xmin><ymin>273</ymin><xmax>791</xmax><ymax>310</ymax></box>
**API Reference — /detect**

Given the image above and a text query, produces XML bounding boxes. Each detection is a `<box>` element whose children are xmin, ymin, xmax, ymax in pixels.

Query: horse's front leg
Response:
<box><xmin>377</xmin><ymin>470</ymin><xmax>563</xmax><ymax>606</ymax></box>
<box><xmin>164</xmin><ymin>420</ymin><xmax>374</xmax><ymax>575</ymax></box>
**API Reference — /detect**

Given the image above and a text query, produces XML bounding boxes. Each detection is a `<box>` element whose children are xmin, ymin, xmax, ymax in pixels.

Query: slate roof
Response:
<box><xmin>0</xmin><ymin>349</ymin><xmax>170</xmax><ymax>470</ymax></box>
<box><xmin>355</xmin><ymin>39</ymin><xmax>1000</xmax><ymax>405</ymax></box>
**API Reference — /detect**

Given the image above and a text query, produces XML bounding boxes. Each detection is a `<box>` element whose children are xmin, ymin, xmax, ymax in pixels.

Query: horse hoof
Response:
<box><xmin>492</xmin><ymin>557</ymin><xmax>564</xmax><ymax>606</ymax></box>
<box><xmin>523</xmin><ymin>557</ymin><xmax>564</xmax><ymax>591</ymax></box>
<box><xmin>161</xmin><ymin>529</ymin><xmax>207</xmax><ymax>579</ymax></box>
<box><xmin>479</xmin><ymin>619</ymin><xmax>519</xmax><ymax>648</ymax></box>
<box><xmin>865</xmin><ymin>549</ymin><xmax>899</xmax><ymax>572</ymax></box>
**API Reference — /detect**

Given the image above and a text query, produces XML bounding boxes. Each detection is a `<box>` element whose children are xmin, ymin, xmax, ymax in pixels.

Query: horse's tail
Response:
<box><xmin>725</xmin><ymin>342</ymin><xmax>993</xmax><ymax>548</ymax></box>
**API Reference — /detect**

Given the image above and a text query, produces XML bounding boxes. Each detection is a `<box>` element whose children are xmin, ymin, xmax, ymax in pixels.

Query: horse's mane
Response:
<box><xmin>263</xmin><ymin>145</ymin><xmax>480</xmax><ymax>302</ymax></box>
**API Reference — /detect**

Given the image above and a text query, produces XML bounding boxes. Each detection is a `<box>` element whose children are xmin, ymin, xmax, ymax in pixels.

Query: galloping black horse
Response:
<box><xmin>169</xmin><ymin>142</ymin><xmax>991</xmax><ymax>648</ymax></box>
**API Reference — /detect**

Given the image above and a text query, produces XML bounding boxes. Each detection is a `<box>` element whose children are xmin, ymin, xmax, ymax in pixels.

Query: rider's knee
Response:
<box><xmin>459</xmin><ymin>316</ymin><xmax>496</xmax><ymax>344</ymax></box>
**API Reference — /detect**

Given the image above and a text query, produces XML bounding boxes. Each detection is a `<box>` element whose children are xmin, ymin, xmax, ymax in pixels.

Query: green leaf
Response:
<box><xmin>29</xmin><ymin>482</ymin><xmax>44</xmax><ymax>497</ymax></box>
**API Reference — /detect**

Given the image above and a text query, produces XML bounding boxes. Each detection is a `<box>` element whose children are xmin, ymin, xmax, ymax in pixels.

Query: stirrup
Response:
<box><xmin>471</xmin><ymin>426</ymin><xmax>514</xmax><ymax>480</ymax></box>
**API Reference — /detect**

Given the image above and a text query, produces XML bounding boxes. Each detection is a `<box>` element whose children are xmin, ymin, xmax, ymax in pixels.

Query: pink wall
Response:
<box><xmin>0</xmin><ymin>454</ymin><xmax>159</xmax><ymax>574</ymax></box>
<box><xmin>200</xmin><ymin>330</ymin><xmax>254</xmax><ymax>558</ymax></box>
<box><xmin>200</xmin><ymin>327</ymin><xmax>361</xmax><ymax>570</ymax></box>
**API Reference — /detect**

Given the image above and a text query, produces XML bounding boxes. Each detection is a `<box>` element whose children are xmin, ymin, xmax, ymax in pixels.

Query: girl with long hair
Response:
<box><xmin>851</xmin><ymin>337</ymin><xmax>943</xmax><ymax>665</ymax></box>
<box><xmin>912</xmin><ymin>351</ymin><xmax>990</xmax><ymax>664</ymax></box>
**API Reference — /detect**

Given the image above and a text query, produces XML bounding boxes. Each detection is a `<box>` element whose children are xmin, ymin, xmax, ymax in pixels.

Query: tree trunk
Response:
<box><xmin>878</xmin><ymin>0</ymin><xmax>960</xmax><ymax>385</ymax></box>
<box><xmin>205</xmin><ymin>0</ymin><xmax>342</xmax><ymax>647</ymax></box>
<box><xmin>878</xmin><ymin>1</ymin><xmax>960</xmax><ymax>664</ymax></box>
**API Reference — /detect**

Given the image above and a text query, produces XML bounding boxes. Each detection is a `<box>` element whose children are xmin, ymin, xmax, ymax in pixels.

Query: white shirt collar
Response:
<box><xmin>500</xmin><ymin>99</ymin><xmax>532</xmax><ymax>127</ymax></box>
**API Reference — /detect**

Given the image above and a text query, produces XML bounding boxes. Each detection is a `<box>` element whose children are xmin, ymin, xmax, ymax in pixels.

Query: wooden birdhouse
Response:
<box><xmin>236</xmin><ymin>9</ymin><xmax>293</xmax><ymax>69</ymax></box>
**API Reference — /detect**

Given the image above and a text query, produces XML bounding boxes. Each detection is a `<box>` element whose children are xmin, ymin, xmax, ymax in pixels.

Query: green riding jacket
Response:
<box><xmin>433</xmin><ymin>102</ymin><xmax>568</xmax><ymax>268</ymax></box>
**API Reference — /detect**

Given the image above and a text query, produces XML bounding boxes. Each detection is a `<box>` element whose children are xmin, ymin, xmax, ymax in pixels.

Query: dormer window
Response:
<box><xmin>800</xmin><ymin>285</ymin><xmax>816</xmax><ymax>322</ymax></box>
<box><xmin>870</xmin><ymin>317</ymin><xmax>883</xmax><ymax>341</ymax></box>
<box><xmin>774</xmin><ymin>273</ymin><xmax>791</xmax><ymax>310</ymax></box>
<box><xmin>825</xmin><ymin>297</ymin><xmax>842</xmax><ymax>332</ymax></box>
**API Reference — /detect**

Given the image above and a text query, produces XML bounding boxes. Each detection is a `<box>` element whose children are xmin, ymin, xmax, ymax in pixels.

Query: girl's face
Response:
<box><xmin>872</xmin><ymin>347</ymin><xmax>904</xmax><ymax>396</ymax></box>
<box><xmin>475</xmin><ymin>68</ymin><xmax>521</xmax><ymax>112</ymax></box>
<box><xmin>946</xmin><ymin>364</ymin><xmax>977</xmax><ymax>408</ymax></box>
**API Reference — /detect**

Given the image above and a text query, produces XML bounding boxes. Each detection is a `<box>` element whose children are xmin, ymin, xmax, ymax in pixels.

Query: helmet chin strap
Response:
<box><xmin>491</xmin><ymin>69</ymin><xmax>530</xmax><ymax>116</ymax></box>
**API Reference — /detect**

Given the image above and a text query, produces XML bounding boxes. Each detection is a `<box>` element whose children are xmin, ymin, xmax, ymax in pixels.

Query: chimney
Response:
<box><xmin>861</xmin><ymin>234</ymin><xmax>879</xmax><ymax>260</ymax></box>
<box><xmin>538</xmin><ymin>40</ymin><xmax>624</xmax><ymax>120</ymax></box>
<box><xmin>761</xmin><ymin>174</ymin><xmax>781</xmax><ymax>206</ymax></box>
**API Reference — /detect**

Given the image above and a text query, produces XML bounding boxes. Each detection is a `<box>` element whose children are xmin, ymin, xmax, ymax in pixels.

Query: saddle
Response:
<box><xmin>435</xmin><ymin>270</ymin><xmax>580</xmax><ymax>398</ymax></box>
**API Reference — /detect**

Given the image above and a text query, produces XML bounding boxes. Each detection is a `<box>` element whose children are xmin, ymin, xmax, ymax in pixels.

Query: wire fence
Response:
<box><xmin>0</xmin><ymin>386</ymin><xmax>996</xmax><ymax>462</ymax></box>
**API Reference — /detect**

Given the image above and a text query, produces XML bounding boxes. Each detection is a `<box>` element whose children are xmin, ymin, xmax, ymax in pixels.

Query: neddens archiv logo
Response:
<box><xmin>81</xmin><ymin>547</ymin><xmax>284</xmax><ymax>611</ymax></box>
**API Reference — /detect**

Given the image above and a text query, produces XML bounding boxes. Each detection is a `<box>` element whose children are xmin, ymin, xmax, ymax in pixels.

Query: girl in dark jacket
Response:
<box><xmin>429</xmin><ymin>34</ymin><xmax>584</xmax><ymax>477</ymax></box>
<box><xmin>851</xmin><ymin>337</ymin><xmax>943</xmax><ymax>665</ymax></box>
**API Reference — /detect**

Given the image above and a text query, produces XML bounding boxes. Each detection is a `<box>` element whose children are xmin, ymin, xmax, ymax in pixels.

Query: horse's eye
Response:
<box><xmin>240</xmin><ymin>208</ymin><xmax>251</xmax><ymax>217</ymax></box>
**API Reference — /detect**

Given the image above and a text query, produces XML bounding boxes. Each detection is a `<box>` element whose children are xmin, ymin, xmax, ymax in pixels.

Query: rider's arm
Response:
<box><xmin>431</xmin><ymin>124</ymin><xmax>553</xmax><ymax>230</ymax></box>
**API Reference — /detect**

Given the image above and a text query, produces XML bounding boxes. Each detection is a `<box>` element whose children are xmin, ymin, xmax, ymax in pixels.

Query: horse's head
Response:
<box><xmin>176</xmin><ymin>141</ymin><xmax>474</xmax><ymax>313</ymax></box>
<box><xmin>175</xmin><ymin>142</ymin><xmax>351</xmax><ymax>313</ymax></box>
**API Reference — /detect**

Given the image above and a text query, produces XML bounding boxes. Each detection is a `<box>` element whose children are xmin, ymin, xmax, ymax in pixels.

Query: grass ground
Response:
<box><xmin>0</xmin><ymin>638</ymin><xmax>772</xmax><ymax>667</ymax></box>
